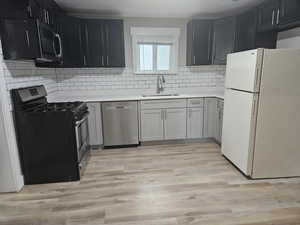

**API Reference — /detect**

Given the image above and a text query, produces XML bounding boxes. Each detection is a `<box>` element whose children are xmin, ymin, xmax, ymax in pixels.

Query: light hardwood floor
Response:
<box><xmin>1</xmin><ymin>142</ymin><xmax>300</xmax><ymax>225</ymax></box>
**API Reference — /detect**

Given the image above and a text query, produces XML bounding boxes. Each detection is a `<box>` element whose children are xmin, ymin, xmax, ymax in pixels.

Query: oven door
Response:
<box><xmin>75</xmin><ymin>113</ymin><xmax>90</xmax><ymax>162</ymax></box>
<box><xmin>36</xmin><ymin>21</ymin><xmax>62</xmax><ymax>62</ymax></box>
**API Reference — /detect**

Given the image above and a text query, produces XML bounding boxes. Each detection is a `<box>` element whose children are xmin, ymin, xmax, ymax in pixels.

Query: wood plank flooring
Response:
<box><xmin>1</xmin><ymin>142</ymin><xmax>300</xmax><ymax>225</ymax></box>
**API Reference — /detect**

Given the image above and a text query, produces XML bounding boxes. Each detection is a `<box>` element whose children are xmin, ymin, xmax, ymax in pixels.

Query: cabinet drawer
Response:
<box><xmin>141</xmin><ymin>99</ymin><xmax>187</xmax><ymax>109</ymax></box>
<box><xmin>187</xmin><ymin>98</ymin><xmax>204</xmax><ymax>108</ymax></box>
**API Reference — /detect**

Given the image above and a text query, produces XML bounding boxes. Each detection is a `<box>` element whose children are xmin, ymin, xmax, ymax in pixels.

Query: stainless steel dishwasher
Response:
<box><xmin>102</xmin><ymin>101</ymin><xmax>139</xmax><ymax>147</ymax></box>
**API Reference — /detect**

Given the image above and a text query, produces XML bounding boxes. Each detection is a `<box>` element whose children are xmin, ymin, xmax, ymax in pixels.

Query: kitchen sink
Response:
<box><xmin>142</xmin><ymin>94</ymin><xmax>180</xmax><ymax>97</ymax></box>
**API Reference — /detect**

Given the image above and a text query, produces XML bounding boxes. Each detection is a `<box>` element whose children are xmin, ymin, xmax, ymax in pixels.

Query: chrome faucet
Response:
<box><xmin>156</xmin><ymin>75</ymin><xmax>166</xmax><ymax>94</ymax></box>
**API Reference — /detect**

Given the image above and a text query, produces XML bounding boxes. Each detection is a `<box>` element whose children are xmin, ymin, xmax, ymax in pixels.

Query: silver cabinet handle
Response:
<box><xmin>25</xmin><ymin>30</ymin><xmax>30</xmax><ymax>47</ymax></box>
<box><xmin>208</xmin><ymin>28</ymin><xmax>211</xmax><ymax>61</ymax></box>
<box><xmin>44</xmin><ymin>9</ymin><xmax>47</xmax><ymax>24</ymax></box>
<box><xmin>107</xmin><ymin>56</ymin><xmax>109</xmax><ymax>66</ymax></box>
<box><xmin>193</xmin><ymin>56</ymin><xmax>196</xmax><ymax>65</ymax></box>
<box><xmin>272</xmin><ymin>10</ymin><xmax>275</xmax><ymax>26</ymax></box>
<box><xmin>161</xmin><ymin>110</ymin><xmax>164</xmax><ymax>120</ymax></box>
<box><xmin>101</xmin><ymin>56</ymin><xmax>104</xmax><ymax>66</ymax></box>
<box><xmin>27</xmin><ymin>6</ymin><xmax>32</xmax><ymax>17</ymax></box>
<box><xmin>83</xmin><ymin>55</ymin><xmax>86</xmax><ymax>66</ymax></box>
<box><xmin>165</xmin><ymin>110</ymin><xmax>167</xmax><ymax>120</ymax></box>
<box><xmin>276</xmin><ymin>9</ymin><xmax>280</xmax><ymax>25</ymax></box>
<box><xmin>47</xmin><ymin>10</ymin><xmax>49</xmax><ymax>24</ymax></box>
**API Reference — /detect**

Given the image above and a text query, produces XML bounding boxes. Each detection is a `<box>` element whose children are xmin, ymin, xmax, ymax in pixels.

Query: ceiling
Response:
<box><xmin>55</xmin><ymin>0</ymin><xmax>265</xmax><ymax>18</ymax></box>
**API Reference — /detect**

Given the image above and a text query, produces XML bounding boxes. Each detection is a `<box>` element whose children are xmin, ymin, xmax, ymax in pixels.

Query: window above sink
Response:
<box><xmin>131</xmin><ymin>27</ymin><xmax>180</xmax><ymax>75</ymax></box>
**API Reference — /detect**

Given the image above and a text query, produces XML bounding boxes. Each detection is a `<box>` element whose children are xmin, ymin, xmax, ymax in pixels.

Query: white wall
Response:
<box><xmin>277</xmin><ymin>27</ymin><xmax>300</xmax><ymax>49</ymax></box>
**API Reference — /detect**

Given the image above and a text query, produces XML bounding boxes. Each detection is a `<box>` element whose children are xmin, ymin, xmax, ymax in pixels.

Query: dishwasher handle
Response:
<box><xmin>105</xmin><ymin>105</ymin><xmax>131</xmax><ymax>110</ymax></box>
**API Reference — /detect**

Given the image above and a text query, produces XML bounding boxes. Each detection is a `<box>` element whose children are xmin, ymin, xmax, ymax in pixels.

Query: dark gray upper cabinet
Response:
<box><xmin>186</xmin><ymin>20</ymin><xmax>213</xmax><ymax>66</ymax></box>
<box><xmin>257</xmin><ymin>0</ymin><xmax>281</xmax><ymax>32</ymax></box>
<box><xmin>279</xmin><ymin>0</ymin><xmax>300</xmax><ymax>29</ymax></box>
<box><xmin>56</xmin><ymin>15</ymin><xmax>84</xmax><ymax>67</ymax></box>
<box><xmin>235</xmin><ymin>8</ymin><xmax>258</xmax><ymax>52</ymax></box>
<box><xmin>105</xmin><ymin>20</ymin><xmax>125</xmax><ymax>68</ymax></box>
<box><xmin>28</xmin><ymin>0</ymin><xmax>63</xmax><ymax>27</ymax></box>
<box><xmin>212</xmin><ymin>17</ymin><xmax>236</xmax><ymax>65</ymax></box>
<box><xmin>82</xmin><ymin>20</ymin><xmax>104</xmax><ymax>67</ymax></box>
<box><xmin>1</xmin><ymin>0</ymin><xmax>29</xmax><ymax>19</ymax></box>
<box><xmin>81</xmin><ymin>19</ymin><xmax>125</xmax><ymax>68</ymax></box>
<box><xmin>0</xmin><ymin>19</ymin><xmax>39</xmax><ymax>60</ymax></box>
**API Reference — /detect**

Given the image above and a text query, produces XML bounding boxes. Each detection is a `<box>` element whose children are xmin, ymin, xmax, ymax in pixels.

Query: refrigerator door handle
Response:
<box><xmin>255</xmin><ymin>68</ymin><xmax>260</xmax><ymax>90</ymax></box>
<box><xmin>252</xmin><ymin>96</ymin><xmax>258</xmax><ymax>117</ymax></box>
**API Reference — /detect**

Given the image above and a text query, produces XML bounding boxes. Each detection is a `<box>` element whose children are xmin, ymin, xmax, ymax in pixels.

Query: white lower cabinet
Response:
<box><xmin>140</xmin><ymin>99</ymin><xmax>187</xmax><ymax>141</ymax></box>
<box><xmin>87</xmin><ymin>102</ymin><xmax>103</xmax><ymax>146</ymax></box>
<box><xmin>216</xmin><ymin>99</ymin><xmax>224</xmax><ymax>143</ymax></box>
<box><xmin>164</xmin><ymin>108</ymin><xmax>187</xmax><ymax>140</ymax></box>
<box><xmin>187</xmin><ymin>107</ymin><xmax>204</xmax><ymax>139</ymax></box>
<box><xmin>140</xmin><ymin>109</ymin><xmax>164</xmax><ymax>141</ymax></box>
<box><xmin>204</xmin><ymin>98</ymin><xmax>218</xmax><ymax>138</ymax></box>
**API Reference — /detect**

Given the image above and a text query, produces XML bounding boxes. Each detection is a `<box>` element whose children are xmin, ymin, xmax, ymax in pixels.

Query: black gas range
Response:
<box><xmin>11</xmin><ymin>85</ymin><xmax>90</xmax><ymax>184</ymax></box>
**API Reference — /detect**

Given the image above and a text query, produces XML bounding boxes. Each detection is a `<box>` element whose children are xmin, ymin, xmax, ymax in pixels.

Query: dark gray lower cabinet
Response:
<box><xmin>187</xmin><ymin>20</ymin><xmax>213</xmax><ymax>66</ymax></box>
<box><xmin>0</xmin><ymin>19</ymin><xmax>39</xmax><ymax>60</ymax></box>
<box><xmin>212</xmin><ymin>17</ymin><xmax>236</xmax><ymax>65</ymax></box>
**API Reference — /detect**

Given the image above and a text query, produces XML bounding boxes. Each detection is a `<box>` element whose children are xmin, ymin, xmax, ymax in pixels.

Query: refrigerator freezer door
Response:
<box><xmin>221</xmin><ymin>89</ymin><xmax>258</xmax><ymax>176</ymax></box>
<box><xmin>225</xmin><ymin>49</ymin><xmax>263</xmax><ymax>93</ymax></box>
<box><xmin>252</xmin><ymin>49</ymin><xmax>300</xmax><ymax>178</ymax></box>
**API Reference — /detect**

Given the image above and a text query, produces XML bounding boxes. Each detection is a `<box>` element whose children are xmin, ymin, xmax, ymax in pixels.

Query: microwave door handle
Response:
<box><xmin>54</xmin><ymin>33</ymin><xmax>63</xmax><ymax>58</ymax></box>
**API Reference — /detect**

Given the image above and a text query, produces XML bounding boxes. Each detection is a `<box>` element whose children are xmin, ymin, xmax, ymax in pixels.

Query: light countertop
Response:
<box><xmin>48</xmin><ymin>92</ymin><xmax>224</xmax><ymax>103</ymax></box>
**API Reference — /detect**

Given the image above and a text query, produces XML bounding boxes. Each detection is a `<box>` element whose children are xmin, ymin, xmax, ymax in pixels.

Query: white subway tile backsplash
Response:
<box><xmin>55</xmin><ymin>66</ymin><xmax>225</xmax><ymax>95</ymax></box>
<box><xmin>1</xmin><ymin>41</ymin><xmax>225</xmax><ymax>104</ymax></box>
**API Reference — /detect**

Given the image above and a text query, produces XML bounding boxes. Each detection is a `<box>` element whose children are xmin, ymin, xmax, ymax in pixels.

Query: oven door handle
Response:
<box><xmin>76</xmin><ymin>112</ymin><xmax>90</xmax><ymax>126</ymax></box>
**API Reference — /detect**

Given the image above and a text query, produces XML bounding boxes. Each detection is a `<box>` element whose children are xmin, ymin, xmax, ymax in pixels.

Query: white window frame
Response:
<box><xmin>131</xmin><ymin>27</ymin><xmax>180</xmax><ymax>75</ymax></box>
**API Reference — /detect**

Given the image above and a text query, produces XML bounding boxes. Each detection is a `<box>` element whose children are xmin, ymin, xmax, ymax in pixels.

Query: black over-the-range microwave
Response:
<box><xmin>36</xmin><ymin>20</ymin><xmax>62</xmax><ymax>63</ymax></box>
<box><xmin>0</xmin><ymin>19</ymin><xmax>63</xmax><ymax>63</ymax></box>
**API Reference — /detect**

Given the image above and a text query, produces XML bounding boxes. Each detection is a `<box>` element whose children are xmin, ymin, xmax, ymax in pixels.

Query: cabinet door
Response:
<box><xmin>0</xmin><ymin>19</ymin><xmax>38</xmax><ymax>60</ymax></box>
<box><xmin>280</xmin><ymin>0</ymin><xmax>300</xmax><ymax>26</ymax></box>
<box><xmin>186</xmin><ymin>20</ymin><xmax>213</xmax><ymax>66</ymax></box>
<box><xmin>141</xmin><ymin>110</ymin><xmax>164</xmax><ymax>141</ymax></box>
<box><xmin>186</xmin><ymin>21</ymin><xmax>194</xmax><ymax>66</ymax></box>
<box><xmin>204</xmin><ymin>98</ymin><xmax>217</xmax><ymax>138</ymax></box>
<box><xmin>187</xmin><ymin>107</ymin><xmax>204</xmax><ymax>139</ymax></box>
<box><xmin>105</xmin><ymin>20</ymin><xmax>125</xmax><ymax>67</ymax></box>
<box><xmin>216</xmin><ymin>100</ymin><xmax>224</xmax><ymax>143</ymax></box>
<box><xmin>87</xmin><ymin>103</ymin><xmax>103</xmax><ymax>146</ymax></box>
<box><xmin>257</xmin><ymin>0</ymin><xmax>280</xmax><ymax>32</ymax></box>
<box><xmin>235</xmin><ymin>8</ymin><xmax>258</xmax><ymax>52</ymax></box>
<box><xmin>212</xmin><ymin>17</ymin><xmax>236</xmax><ymax>65</ymax></box>
<box><xmin>1</xmin><ymin>0</ymin><xmax>28</xmax><ymax>19</ymax></box>
<box><xmin>164</xmin><ymin>108</ymin><xmax>187</xmax><ymax>140</ymax></box>
<box><xmin>83</xmin><ymin>20</ymin><xmax>105</xmax><ymax>67</ymax></box>
<box><xmin>58</xmin><ymin>16</ymin><xmax>84</xmax><ymax>67</ymax></box>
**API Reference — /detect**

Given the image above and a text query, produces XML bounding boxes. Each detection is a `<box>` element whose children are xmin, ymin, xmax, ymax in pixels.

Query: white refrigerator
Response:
<box><xmin>222</xmin><ymin>48</ymin><xmax>300</xmax><ymax>179</ymax></box>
